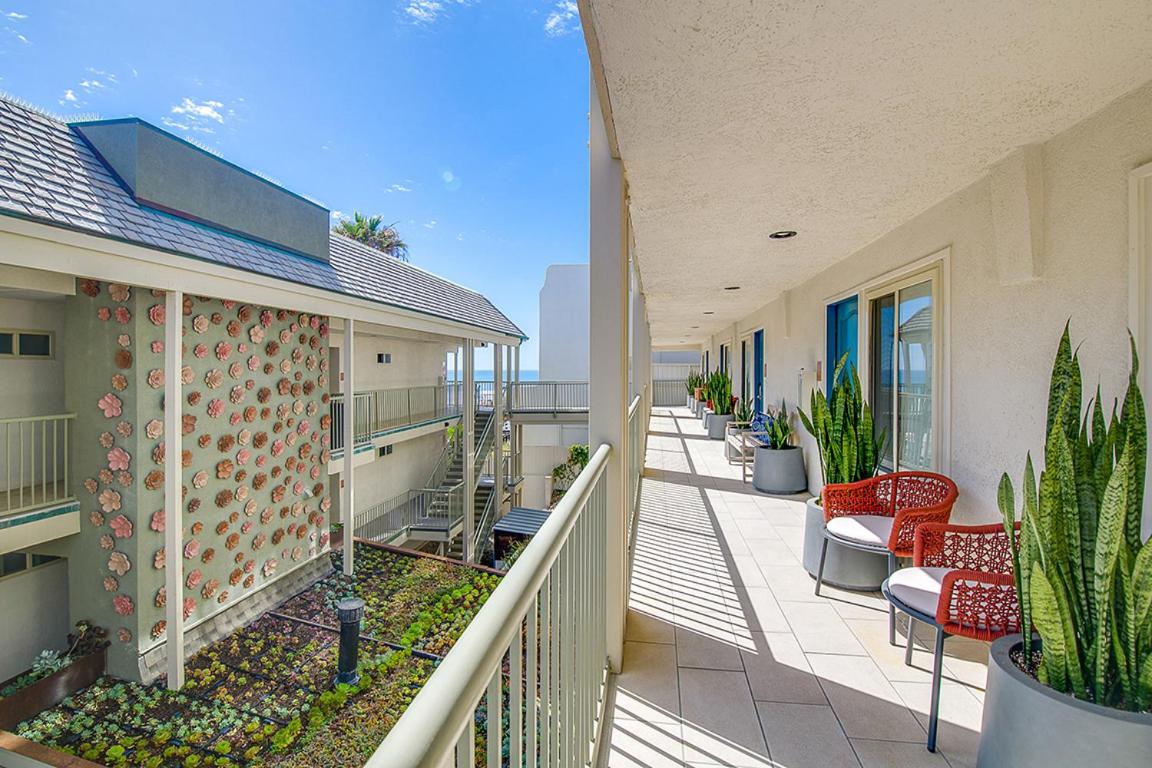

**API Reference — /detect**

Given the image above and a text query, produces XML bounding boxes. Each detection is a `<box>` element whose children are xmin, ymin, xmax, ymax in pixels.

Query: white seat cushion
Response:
<box><xmin>825</xmin><ymin>514</ymin><xmax>893</xmax><ymax>547</ymax></box>
<box><xmin>887</xmin><ymin>566</ymin><xmax>955</xmax><ymax>617</ymax></box>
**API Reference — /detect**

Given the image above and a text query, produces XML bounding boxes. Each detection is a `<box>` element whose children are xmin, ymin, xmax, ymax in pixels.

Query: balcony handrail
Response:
<box><xmin>1</xmin><ymin>412</ymin><xmax>76</xmax><ymax>517</ymax></box>
<box><xmin>330</xmin><ymin>383</ymin><xmax>463</xmax><ymax>454</ymax></box>
<box><xmin>369</xmin><ymin>443</ymin><xmax>612</xmax><ymax>768</ymax></box>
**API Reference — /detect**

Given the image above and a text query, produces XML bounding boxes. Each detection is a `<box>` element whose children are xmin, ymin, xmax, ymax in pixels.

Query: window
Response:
<box><xmin>740</xmin><ymin>339</ymin><xmax>749</xmax><ymax>400</ymax></box>
<box><xmin>866</xmin><ymin>268</ymin><xmax>938</xmax><ymax>471</ymax></box>
<box><xmin>826</xmin><ymin>296</ymin><xmax>859</xmax><ymax>386</ymax></box>
<box><xmin>0</xmin><ymin>329</ymin><xmax>53</xmax><ymax>359</ymax></box>
<box><xmin>753</xmin><ymin>330</ymin><xmax>764</xmax><ymax>413</ymax></box>
<box><xmin>0</xmin><ymin>551</ymin><xmax>58</xmax><ymax>579</ymax></box>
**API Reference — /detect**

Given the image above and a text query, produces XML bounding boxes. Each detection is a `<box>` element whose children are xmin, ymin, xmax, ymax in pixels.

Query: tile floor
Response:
<box><xmin>604</xmin><ymin>407</ymin><xmax>989</xmax><ymax>768</ymax></box>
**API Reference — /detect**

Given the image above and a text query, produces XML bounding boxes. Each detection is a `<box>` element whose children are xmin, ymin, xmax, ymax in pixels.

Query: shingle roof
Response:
<box><xmin>0</xmin><ymin>97</ymin><xmax>524</xmax><ymax>339</ymax></box>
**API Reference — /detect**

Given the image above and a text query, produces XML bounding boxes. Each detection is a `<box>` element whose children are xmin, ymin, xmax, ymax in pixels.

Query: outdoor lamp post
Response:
<box><xmin>335</xmin><ymin>597</ymin><xmax>365</xmax><ymax>686</ymax></box>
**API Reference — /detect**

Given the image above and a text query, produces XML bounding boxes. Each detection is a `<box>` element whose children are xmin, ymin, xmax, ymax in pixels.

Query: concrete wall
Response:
<box><xmin>347</xmin><ymin>332</ymin><xmax>451</xmax><ymax>391</ymax></box>
<box><xmin>709</xmin><ymin>80</ymin><xmax>1152</xmax><ymax>526</ymax></box>
<box><xmin>520</xmin><ymin>423</ymin><xmax>589</xmax><ymax>509</ymax></box>
<box><xmin>0</xmin><ymin>559</ymin><xmax>70</xmax><ymax>680</ymax></box>
<box><xmin>539</xmin><ymin>265</ymin><xmax>590</xmax><ymax>381</ymax></box>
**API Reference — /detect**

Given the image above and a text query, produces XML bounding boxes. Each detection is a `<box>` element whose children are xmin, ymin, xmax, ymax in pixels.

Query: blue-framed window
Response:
<box><xmin>826</xmin><ymin>296</ymin><xmax>859</xmax><ymax>388</ymax></box>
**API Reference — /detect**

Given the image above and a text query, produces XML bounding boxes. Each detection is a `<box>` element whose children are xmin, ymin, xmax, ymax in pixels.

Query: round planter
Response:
<box><xmin>751</xmin><ymin>445</ymin><xmax>808</xmax><ymax>493</ymax></box>
<box><xmin>977</xmin><ymin>635</ymin><xmax>1152</xmax><ymax>767</ymax></box>
<box><xmin>707</xmin><ymin>413</ymin><xmax>734</xmax><ymax>439</ymax></box>
<box><xmin>801</xmin><ymin>497</ymin><xmax>888</xmax><ymax>590</ymax></box>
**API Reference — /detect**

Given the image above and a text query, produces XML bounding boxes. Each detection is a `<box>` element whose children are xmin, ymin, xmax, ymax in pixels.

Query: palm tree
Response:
<box><xmin>332</xmin><ymin>212</ymin><xmax>409</xmax><ymax>261</ymax></box>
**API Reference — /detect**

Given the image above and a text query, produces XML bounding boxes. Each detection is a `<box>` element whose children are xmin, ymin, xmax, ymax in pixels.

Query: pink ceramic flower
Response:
<box><xmin>107</xmin><ymin>446</ymin><xmax>131</xmax><ymax>471</ymax></box>
<box><xmin>229</xmin><ymin>412</ymin><xmax>242</xmax><ymax>426</ymax></box>
<box><xmin>237</xmin><ymin>342</ymin><xmax>247</xmax><ymax>354</ymax></box>
<box><xmin>184</xmin><ymin>539</ymin><xmax>201</xmax><ymax>559</ymax></box>
<box><xmin>183</xmin><ymin>597</ymin><xmax>195</xmax><ymax>620</ymax></box>
<box><xmin>147</xmin><ymin>369</ymin><xmax>164</xmax><ymax>389</ymax></box>
<box><xmin>116</xmin><ymin>420</ymin><xmax>133</xmax><ymax>438</ymax></box>
<box><xmin>248</xmin><ymin>324</ymin><xmax>265</xmax><ymax>344</ymax></box>
<box><xmin>117</xmin><ymin>628</ymin><xmax>132</xmax><ymax>644</ymax></box>
<box><xmin>229</xmin><ymin>386</ymin><xmax>245</xmax><ymax>404</ymax></box>
<box><xmin>252</xmin><ymin>532</ymin><xmax>265</xmax><ymax>549</ymax></box>
<box><xmin>236</xmin><ymin>447</ymin><xmax>251</xmax><ymax>465</ymax></box>
<box><xmin>99</xmin><ymin>533</ymin><xmax>115</xmax><ymax>550</ymax></box>
<box><xmin>79</xmin><ymin>279</ymin><xmax>100</xmax><ymax>297</ymax></box>
<box><xmin>113</xmin><ymin>594</ymin><xmax>134</xmax><ymax>616</ymax></box>
<box><xmin>96</xmin><ymin>306</ymin><xmax>111</xmax><ymax>321</ymax></box>
<box><xmin>192</xmin><ymin>470</ymin><xmax>208</xmax><ymax>488</ymax></box>
<box><xmin>262</xmin><ymin>558</ymin><xmax>278</xmax><ymax>577</ymax></box>
<box><xmin>319</xmin><ymin>531</ymin><xmax>330</xmax><ymax>549</ymax></box>
<box><xmin>103</xmin><ymin>576</ymin><xmax>118</xmax><ymax>592</ymax></box>
<box><xmin>222</xmin><ymin>299</ymin><xmax>236</xmax><ymax>310</ymax></box>
<box><xmin>109</xmin><ymin>283</ymin><xmax>130</xmax><ymax>302</ymax></box>
<box><xmin>98</xmin><ymin>393</ymin><xmax>122</xmax><ymax>418</ymax></box>
<box><xmin>181</xmin><ymin>366</ymin><xmax>194</xmax><ymax>384</ymax></box>
<box><xmin>204</xmin><ymin>369</ymin><xmax>224</xmax><ymax>389</ymax></box>
<box><xmin>98</xmin><ymin>488</ymin><xmax>122</xmax><ymax>513</ymax></box>
<box><xmin>114</xmin><ymin>306</ymin><xmax>131</xmax><ymax>324</ymax></box>
<box><xmin>260</xmin><ymin>310</ymin><xmax>273</xmax><ymax>327</ymax></box>
<box><xmin>228</xmin><ymin>362</ymin><xmax>243</xmax><ymax>379</ymax></box>
<box><xmin>148</xmin><ymin>304</ymin><xmax>165</xmax><ymax>325</ymax></box>
<box><xmin>84</xmin><ymin>478</ymin><xmax>99</xmax><ymax>495</ymax></box>
<box><xmin>145</xmin><ymin>419</ymin><xmax>163</xmax><ymax>439</ymax></box>
<box><xmin>292</xmin><ymin>481</ymin><xmax>304</xmax><ymax>496</ymax></box>
<box><xmin>150</xmin><ymin>509</ymin><xmax>165</xmax><ymax>532</ymax></box>
<box><xmin>193</xmin><ymin>315</ymin><xmax>209</xmax><ymax>333</ymax></box>
<box><xmin>193</xmin><ymin>343</ymin><xmax>209</xmax><ymax>359</ymax></box>
<box><xmin>109</xmin><ymin>514</ymin><xmax>133</xmax><ymax>538</ymax></box>
<box><xmin>153</xmin><ymin>548</ymin><xmax>165</xmax><ymax>569</ymax></box>
<box><xmin>98</xmin><ymin>468</ymin><xmax>114</xmax><ymax>484</ymax></box>
<box><xmin>117</xmin><ymin>333</ymin><xmax>131</xmax><ymax>348</ymax></box>
<box><xmin>111</xmin><ymin>374</ymin><xmax>128</xmax><ymax>392</ymax></box>
<box><xmin>108</xmin><ymin>551</ymin><xmax>131</xmax><ymax>576</ymax></box>
<box><xmin>151</xmin><ymin>340</ymin><xmax>164</xmax><ymax>354</ymax></box>
<box><xmin>207</xmin><ymin>399</ymin><xmax>225</xmax><ymax>418</ymax></box>
<box><xmin>186</xmin><ymin>569</ymin><xmax>203</xmax><ymax>589</ymax></box>
<box><xmin>271</xmin><ymin>439</ymin><xmax>285</xmax><ymax>457</ymax></box>
<box><xmin>215</xmin><ymin>341</ymin><xmax>232</xmax><ymax>361</ymax></box>
<box><xmin>99</xmin><ymin>431</ymin><xmax>115</xmax><ymax>449</ymax></box>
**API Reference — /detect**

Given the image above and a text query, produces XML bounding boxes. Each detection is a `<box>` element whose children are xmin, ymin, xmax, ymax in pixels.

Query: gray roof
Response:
<box><xmin>493</xmin><ymin>506</ymin><xmax>551</xmax><ymax>537</ymax></box>
<box><xmin>0</xmin><ymin>98</ymin><xmax>524</xmax><ymax>339</ymax></box>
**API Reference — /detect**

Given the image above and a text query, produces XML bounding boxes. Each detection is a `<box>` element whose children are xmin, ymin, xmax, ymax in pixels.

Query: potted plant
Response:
<box><xmin>797</xmin><ymin>353</ymin><xmax>889</xmax><ymax>588</ymax></box>
<box><xmin>726</xmin><ymin>398</ymin><xmax>756</xmax><ymax>460</ymax></box>
<box><xmin>686</xmin><ymin>372</ymin><xmax>703</xmax><ymax>410</ymax></box>
<box><xmin>750</xmin><ymin>400</ymin><xmax>808</xmax><ymax>493</ymax></box>
<box><xmin>0</xmin><ymin>621</ymin><xmax>109</xmax><ymax>730</ymax></box>
<box><xmin>706</xmin><ymin>371</ymin><xmax>735</xmax><ymax>439</ymax></box>
<box><xmin>977</xmin><ymin>326</ymin><xmax>1152</xmax><ymax>767</ymax></box>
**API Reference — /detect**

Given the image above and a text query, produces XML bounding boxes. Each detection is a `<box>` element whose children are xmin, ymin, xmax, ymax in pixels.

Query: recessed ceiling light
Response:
<box><xmin>724</xmin><ymin>286</ymin><xmax>740</xmax><ymax>291</ymax></box>
<box><xmin>691</xmin><ymin>325</ymin><xmax>699</xmax><ymax>329</ymax></box>
<box><xmin>703</xmin><ymin>311</ymin><xmax>714</xmax><ymax>315</ymax></box>
<box><xmin>769</xmin><ymin>230</ymin><xmax>797</xmax><ymax>239</ymax></box>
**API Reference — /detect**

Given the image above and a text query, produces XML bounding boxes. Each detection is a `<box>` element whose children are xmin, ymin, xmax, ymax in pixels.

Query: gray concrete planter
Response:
<box><xmin>977</xmin><ymin>635</ymin><xmax>1152</xmax><ymax>767</ymax></box>
<box><xmin>801</xmin><ymin>497</ymin><xmax>888</xmax><ymax>590</ymax></box>
<box><xmin>707</xmin><ymin>413</ymin><xmax>734</xmax><ymax>439</ymax></box>
<box><xmin>751</xmin><ymin>446</ymin><xmax>808</xmax><ymax>494</ymax></box>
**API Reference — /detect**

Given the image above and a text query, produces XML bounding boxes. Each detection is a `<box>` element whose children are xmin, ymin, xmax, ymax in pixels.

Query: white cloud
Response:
<box><xmin>330</xmin><ymin>210</ymin><xmax>345</xmax><ymax>222</ymax></box>
<box><xmin>387</xmin><ymin>183</ymin><xmax>412</xmax><ymax>193</ymax></box>
<box><xmin>4</xmin><ymin>11</ymin><xmax>27</xmax><ymax>19</ymax></box>
<box><xmin>544</xmin><ymin>0</ymin><xmax>579</xmax><ymax>37</ymax></box>
<box><xmin>12</xmin><ymin>31</ymin><xmax>28</xmax><ymax>44</ymax></box>
<box><xmin>457</xmin><ymin>232</ymin><xmax>465</xmax><ymax>241</ymax></box>
<box><xmin>172</xmin><ymin>97</ymin><xmax>225</xmax><ymax>123</ymax></box>
<box><xmin>401</xmin><ymin>0</ymin><xmax>472</xmax><ymax>25</ymax></box>
<box><xmin>86</xmin><ymin>67</ymin><xmax>118</xmax><ymax>82</ymax></box>
<box><xmin>79</xmin><ymin>78</ymin><xmax>104</xmax><ymax>90</ymax></box>
<box><xmin>423</xmin><ymin>219</ymin><xmax>438</xmax><ymax>229</ymax></box>
<box><xmin>161</xmin><ymin>116</ymin><xmax>215</xmax><ymax>135</ymax></box>
<box><xmin>60</xmin><ymin>89</ymin><xmax>77</xmax><ymax>104</ymax></box>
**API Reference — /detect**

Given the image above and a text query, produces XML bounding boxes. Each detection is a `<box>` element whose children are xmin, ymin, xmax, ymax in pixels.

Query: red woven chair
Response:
<box><xmin>882</xmin><ymin>522</ymin><xmax>1020</xmax><ymax>752</ymax></box>
<box><xmin>814</xmin><ymin>472</ymin><xmax>958</xmax><ymax>645</ymax></box>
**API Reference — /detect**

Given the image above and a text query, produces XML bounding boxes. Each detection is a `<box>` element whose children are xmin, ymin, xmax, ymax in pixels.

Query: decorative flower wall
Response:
<box><xmin>70</xmin><ymin>281</ymin><xmax>331</xmax><ymax>676</ymax></box>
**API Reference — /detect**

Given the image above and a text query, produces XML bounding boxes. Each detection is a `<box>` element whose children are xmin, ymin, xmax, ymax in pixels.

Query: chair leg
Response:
<box><xmin>814</xmin><ymin>535</ymin><xmax>829</xmax><ymax>596</ymax></box>
<box><xmin>928</xmin><ymin>625</ymin><xmax>946</xmax><ymax>753</ymax></box>
<box><xmin>904</xmin><ymin>616</ymin><xmax>916</xmax><ymax>665</ymax></box>
<box><xmin>887</xmin><ymin>551</ymin><xmax>898</xmax><ymax>646</ymax></box>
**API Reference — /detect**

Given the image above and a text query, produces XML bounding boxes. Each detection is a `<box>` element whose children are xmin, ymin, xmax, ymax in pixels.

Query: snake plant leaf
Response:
<box><xmin>1031</xmin><ymin>567</ymin><xmax>1073</xmax><ymax>693</ymax></box>
<box><xmin>1050</xmin><ymin>396</ymin><xmax>1089</xmax><ymax>626</ymax></box>
<box><xmin>1121</xmin><ymin>341</ymin><xmax>1146</xmax><ymax>553</ymax></box>
<box><xmin>1046</xmin><ymin>324</ymin><xmax>1075</xmax><ymax>438</ymax></box>
<box><xmin>1115</xmin><ymin>549</ymin><xmax>1137</xmax><ymax>704</ymax></box>
<box><xmin>1074</xmin><ymin>415</ymin><xmax>1099</xmax><ymax>625</ymax></box>
<box><xmin>1020</xmin><ymin>453</ymin><xmax>1039</xmax><ymax>657</ymax></box>
<box><xmin>999</xmin><ymin>473</ymin><xmax>1028</xmax><ymax>637</ymax></box>
<box><xmin>1132</xmin><ymin>543</ymin><xmax>1152</xmax><ymax>656</ymax></box>
<box><xmin>1093</xmin><ymin>450</ymin><xmax>1130</xmax><ymax>701</ymax></box>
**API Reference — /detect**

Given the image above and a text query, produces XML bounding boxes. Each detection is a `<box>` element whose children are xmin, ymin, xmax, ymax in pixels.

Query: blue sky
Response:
<box><xmin>0</xmin><ymin>0</ymin><xmax>590</xmax><ymax>369</ymax></box>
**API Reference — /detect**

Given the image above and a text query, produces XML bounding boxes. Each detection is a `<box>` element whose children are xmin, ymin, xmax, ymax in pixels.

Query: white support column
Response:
<box><xmin>463</xmin><ymin>340</ymin><xmax>476</xmax><ymax>562</ymax></box>
<box><xmin>341</xmin><ymin>319</ymin><xmax>355</xmax><ymax>576</ymax></box>
<box><xmin>589</xmin><ymin>75</ymin><xmax>629</xmax><ymax>673</ymax></box>
<box><xmin>492</xmin><ymin>343</ymin><xmax>503</xmax><ymax>515</ymax></box>
<box><xmin>512</xmin><ymin>345</ymin><xmax>521</xmax><ymax>505</ymax></box>
<box><xmin>163</xmin><ymin>289</ymin><xmax>184</xmax><ymax>690</ymax></box>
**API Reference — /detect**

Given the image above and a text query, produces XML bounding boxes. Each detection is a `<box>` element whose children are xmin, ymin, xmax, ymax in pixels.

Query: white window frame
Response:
<box><xmin>0</xmin><ymin>328</ymin><xmax>55</xmax><ymax>359</ymax></box>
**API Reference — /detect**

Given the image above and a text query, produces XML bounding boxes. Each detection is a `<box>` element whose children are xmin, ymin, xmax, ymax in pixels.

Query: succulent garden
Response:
<box><xmin>11</xmin><ymin>544</ymin><xmax>501</xmax><ymax>767</ymax></box>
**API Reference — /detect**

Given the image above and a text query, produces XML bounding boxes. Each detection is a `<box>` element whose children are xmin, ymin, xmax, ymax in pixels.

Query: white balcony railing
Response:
<box><xmin>0</xmin><ymin>413</ymin><xmax>75</xmax><ymax>517</ymax></box>
<box><xmin>330</xmin><ymin>383</ymin><xmax>463</xmax><ymax>454</ymax></box>
<box><xmin>370</xmin><ymin>442</ymin><xmax>613</xmax><ymax>768</ymax></box>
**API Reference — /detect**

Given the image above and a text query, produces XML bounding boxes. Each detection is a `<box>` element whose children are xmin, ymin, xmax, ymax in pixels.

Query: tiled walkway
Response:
<box><xmin>604</xmin><ymin>407</ymin><xmax>988</xmax><ymax>768</ymax></box>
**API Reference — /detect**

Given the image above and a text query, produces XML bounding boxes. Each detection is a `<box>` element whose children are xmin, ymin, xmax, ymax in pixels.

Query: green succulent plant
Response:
<box><xmin>733</xmin><ymin>397</ymin><xmax>754</xmax><ymax>424</ymax></box>
<box><xmin>998</xmin><ymin>324</ymin><xmax>1152</xmax><ymax>710</ymax></box>
<box><xmin>764</xmin><ymin>401</ymin><xmax>795</xmax><ymax>450</ymax></box>
<box><xmin>685</xmin><ymin>371</ymin><xmax>705</xmax><ymax>395</ymax></box>
<box><xmin>708</xmin><ymin>370</ymin><xmax>734</xmax><ymax>415</ymax></box>
<box><xmin>798</xmin><ymin>352</ymin><xmax>885</xmax><ymax>488</ymax></box>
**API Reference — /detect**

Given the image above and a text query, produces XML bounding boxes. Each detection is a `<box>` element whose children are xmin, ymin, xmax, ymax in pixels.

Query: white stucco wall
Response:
<box><xmin>539</xmin><ymin>265</ymin><xmax>590</xmax><ymax>381</ymax></box>
<box><xmin>709</xmin><ymin>80</ymin><xmax>1152</xmax><ymax>527</ymax></box>
<box><xmin>0</xmin><ymin>559</ymin><xmax>70</xmax><ymax>680</ymax></box>
<box><xmin>520</xmin><ymin>423</ymin><xmax>589</xmax><ymax>509</ymax></box>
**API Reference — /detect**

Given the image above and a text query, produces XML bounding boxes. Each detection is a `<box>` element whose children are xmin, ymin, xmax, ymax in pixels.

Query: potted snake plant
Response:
<box><xmin>977</xmin><ymin>326</ymin><xmax>1152</xmax><ymax>767</ymax></box>
<box><xmin>751</xmin><ymin>400</ymin><xmax>808</xmax><ymax>493</ymax></box>
<box><xmin>706</xmin><ymin>370</ymin><xmax>735</xmax><ymax>439</ymax></box>
<box><xmin>796</xmin><ymin>352</ymin><xmax>889</xmax><ymax>589</ymax></box>
<box><xmin>725</xmin><ymin>397</ymin><xmax>755</xmax><ymax>460</ymax></box>
<box><xmin>686</xmin><ymin>371</ymin><xmax>703</xmax><ymax>410</ymax></box>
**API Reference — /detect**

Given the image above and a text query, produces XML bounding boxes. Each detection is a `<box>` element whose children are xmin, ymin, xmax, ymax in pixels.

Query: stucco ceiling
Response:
<box><xmin>584</xmin><ymin>0</ymin><xmax>1152</xmax><ymax>346</ymax></box>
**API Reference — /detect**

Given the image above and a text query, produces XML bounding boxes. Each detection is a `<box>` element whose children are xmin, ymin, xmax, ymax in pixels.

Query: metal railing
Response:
<box><xmin>0</xmin><ymin>413</ymin><xmax>75</xmax><ymax>516</ymax></box>
<box><xmin>508</xmin><ymin>381</ymin><xmax>588</xmax><ymax>412</ymax></box>
<box><xmin>330</xmin><ymin>383</ymin><xmax>463</xmax><ymax>454</ymax></box>
<box><xmin>369</xmin><ymin>444</ymin><xmax>611</xmax><ymax>768</ymax></box>
<box><xmin>652</xmin><ymin>378</ymin><xmax>688</xmax><ymax>407</ymax></box>
<box><xmin>354</xmin><ymin>483</ymin><xmax>465</xmax><ymax>543</ymax></box>
<box><xmin>627</xmin><ymin>394</ymin><xmax>643</xmax><ymax>545</ymax></box>
<box><xmin>474</xmin><ymin>412</ymin><xmax>497</xmax><ymax>483</ymax></box>
<box><xmin>472</xmin><ymin>486</ymin><xmax>497</xmax><ymax>563</ymax></box>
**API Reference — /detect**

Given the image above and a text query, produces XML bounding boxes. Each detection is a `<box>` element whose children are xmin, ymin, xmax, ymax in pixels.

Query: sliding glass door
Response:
<box><xmin>753</xmin><ymin>330</ymin><xmax>764</xmax><ymax>414</ymax></box>
<box><xmin>826</xmin><ymin>296</ymin><xmax>859</xmax><ymax>385</ymax></box>
<box><xmin>867</xmin><ymin>270</ymin><xmax>937</xmax><ymax>472</ymax></box>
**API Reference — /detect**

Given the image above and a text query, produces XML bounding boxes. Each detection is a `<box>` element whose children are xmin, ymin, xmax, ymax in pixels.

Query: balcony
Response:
<box><xmin>329</xmin><ymin>383</ymin><xmax>463</xmax><ymax>457</ymax></box>
<box><xmin>0</xmin><ymin>413</ymin><xmax>78</xmax><ymax>555</ymax></box>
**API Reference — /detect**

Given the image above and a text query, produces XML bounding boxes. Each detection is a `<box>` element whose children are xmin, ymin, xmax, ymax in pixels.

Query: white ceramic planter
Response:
<box><xmin>707</xmin><ymin>413</ymin><xmax>734</xmax><ymax>439</ymax></box>
<box><xmin>751</xmin><ymin>446</ymin><xmax>807</xmax><ymax>493</ymax></box>
<box><xmin>977</xmin><ymin>635</ymin><xmax>1152</xmax><ymax>767</ymax></box>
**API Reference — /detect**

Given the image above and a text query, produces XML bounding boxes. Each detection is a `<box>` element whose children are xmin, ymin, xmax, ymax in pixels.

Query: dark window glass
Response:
<box><xmin>18</xmin><ymin>332</ymin><xmax>51</xmax><ymax>357</ymax></box>
<box><xmin>870</xmin><ymin>294</ymin><xmax>896</xmax><ymax>470</ymax></box>
<box><xmin>0</xmin><ymin>333</ymin><xmax>12</xmax><ymax>355</ymax></box>
<box><xmin>31</xmin><ymin>554</ymin><xmax>59</xmax><ymax>567</ymax></box>
<box><xmin>1</xmin><ymin>552</ymin><xmax>28</xmax><ymax>577</ymax></box>
<box><xmin>826</xmin><ymin>296</ymin><xmax>859</xmax><ymax>386</ymax></box>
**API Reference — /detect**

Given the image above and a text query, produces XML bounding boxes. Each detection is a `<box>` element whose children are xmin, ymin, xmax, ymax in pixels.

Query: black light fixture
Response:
<box><xmin>703</xmin><ymin>311</ymin><xmax>714</xmax><ymax>315</ymax></box>
<box><xmin>769</xmin><ymin>230</ymin><xmax>797</xmax><ymax>239</ymax></box>
<box><xmin>724</xmin><ymin>286</ymin><xmax>740</xmax><ymax>291</ymax></box>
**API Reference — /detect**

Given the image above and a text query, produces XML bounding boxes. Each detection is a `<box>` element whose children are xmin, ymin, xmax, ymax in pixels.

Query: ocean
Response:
<box><xmin>447</xmin><ymin>370</ymin><xmax>540</xmax><ymax>382</ymax></box>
